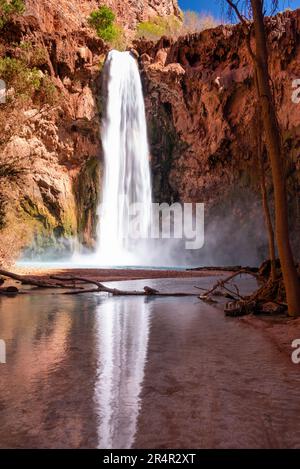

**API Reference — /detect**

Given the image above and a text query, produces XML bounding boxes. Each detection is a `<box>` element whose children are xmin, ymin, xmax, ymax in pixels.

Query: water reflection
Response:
<box><xmin>94</xmin><ymin>297</ymin><xmax>151</xmax><ymax>449</ymax></box>
<box><xmin>0</xmin><ymin>294</ymin><xmax>97</xmax><ymax>448</ymax></box>
<box><xmin>1</xmin><ymin>278</ymin><xmax>300</xmax><ymax>449</ymax></box>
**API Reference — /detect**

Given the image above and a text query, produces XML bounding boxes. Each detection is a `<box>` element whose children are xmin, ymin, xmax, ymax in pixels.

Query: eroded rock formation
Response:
<box><xmin>135</xmin><ymin>9</ymin><xmax>300</xmax><ymax>264</ymax></box>
<box><xmin>0</xmin><ymin>13</ymin><xmax>107</xmax><ymax>265</ymax></box>
<box><xmin>0</xmin><ymin>0</ymin><xmax>182</xmax><ymax>266</ymax></box>
<box><xmin>0</xmin><ymin>3</ymin><xmax>299</xmax><ymax>266</ymax></box>
<box><xmin>24</xmin><ymin>0</ymin><xmax>181</xmax><ymax>34</ymax></box>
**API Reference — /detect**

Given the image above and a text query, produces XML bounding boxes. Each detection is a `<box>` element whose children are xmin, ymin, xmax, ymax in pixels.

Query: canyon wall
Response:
<box><xmin>0</xmin><ymin>0</ymin><xmax>182</xmax><ymax>266</ymax></box>
<box><xmin>135</xmin><ymin>9</ymin><xmax>300</xmax><ymax>265</ymax></box>
<box><xmin>0</xmin><ymin>9</ymin><xmax>107</xmax><ymax>265</ymax></box>
<box><xmin>0</xmin><ymin>3</ymin><xmax>299</xmax><ymax>266</ymax></box>
<box><xmin>24</xmin><ymin>0</ymin><xmax>181</xmax><ymax>33</ymax></box>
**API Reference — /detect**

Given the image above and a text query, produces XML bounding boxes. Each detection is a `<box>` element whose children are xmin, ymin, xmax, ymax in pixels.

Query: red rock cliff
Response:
<box><xmin>1</xmin><ymin>3</ymin><xmax>300</xmax><ymax>266</ymax></box>
<box><xmin>135</xmin><ymin>9</ymin><xmax>300</xmax><ymax>264</ymax></box>
<box><xmin>24</xmin><ymin>0</ymin><xmax>181</xmax><ymax>33</ymax></box>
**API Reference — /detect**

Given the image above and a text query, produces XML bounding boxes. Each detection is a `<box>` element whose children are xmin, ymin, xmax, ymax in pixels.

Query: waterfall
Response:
<box><xmin>97</xmin><ymin>50</ymin><xmax>152</xmax><ymax>266</ymax></box>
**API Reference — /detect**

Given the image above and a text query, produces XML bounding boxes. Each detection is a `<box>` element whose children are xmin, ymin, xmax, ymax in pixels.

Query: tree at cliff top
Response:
<box><xmin>88</xmin><ymin>5</ymin><xmax>124</xmax><ymax>47</ymax></box>
<box><xmin>0</xmin><ymin>0</ymin><xmax>25</xmax><ymax>29</ymax></box>
<box><xmin>224</xmin><ymin>0</ymin><xmax>300</xmax><ymax>316</ymax></box>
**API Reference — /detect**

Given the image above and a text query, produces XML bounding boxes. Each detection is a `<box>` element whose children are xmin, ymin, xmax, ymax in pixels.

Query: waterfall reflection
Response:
<box><xmin>94</xmin><ymin>297</ymin><xmax>151</xmax><ymax>449</ymax></box>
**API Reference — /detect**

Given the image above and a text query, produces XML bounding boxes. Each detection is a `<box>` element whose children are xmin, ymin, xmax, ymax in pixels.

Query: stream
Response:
<box><xmin>0</xmin><ymin>277</ymin><xmax>300</xmax><ymax>448</ymax></box>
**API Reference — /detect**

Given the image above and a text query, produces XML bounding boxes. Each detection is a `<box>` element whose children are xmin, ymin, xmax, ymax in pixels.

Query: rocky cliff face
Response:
<box><xmin>135</xmin><ymin>9</ymin><xmax>300</xmax><ymax>265</ymax></box>
<box><xmin>0</xmin><ymin>4</ymin><xmax>299</xmax><ymax>267</ymax></box>
<box><xmin>0</xmin><ymin>0</ymin><xmax>182</xmax><ymax>266</ymax></box>
<box><xmin>24</xmin><ymin>0</ymin><xmax>181</xmax><ymax>33</ymax></box>
<box><xmin>0</xmin><ymin>10</ymin><xmax>107</xmax><ymax>265</ymax></box>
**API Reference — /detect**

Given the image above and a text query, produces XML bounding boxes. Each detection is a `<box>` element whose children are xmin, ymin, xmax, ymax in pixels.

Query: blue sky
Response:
<box><xmin>178</xmin><ymin>0</ymin><xmax>300</xmax><ymax>19</ymax></box>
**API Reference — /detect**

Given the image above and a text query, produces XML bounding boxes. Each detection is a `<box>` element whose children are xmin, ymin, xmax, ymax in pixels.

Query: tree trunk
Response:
<box><xmin>255</xmin><ymin>108</ymin><xmax>277</xmax><ymax>282</ymax></box>
<box><xmin>251</xmin><ymin>0</ymin><xmax>300</xmax><ymax>316</ymax></box>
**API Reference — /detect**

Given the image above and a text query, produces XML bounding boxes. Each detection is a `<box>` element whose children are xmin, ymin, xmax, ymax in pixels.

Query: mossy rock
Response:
<box><xmin>74</xmin><ymin>155</ymin><xmax>102</xmax><ymax>247</ymax></box>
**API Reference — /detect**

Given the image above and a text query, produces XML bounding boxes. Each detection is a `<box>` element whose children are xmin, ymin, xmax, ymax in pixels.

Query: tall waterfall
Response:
<box><xmin>97</xmin><ymin>50</ymin><xmax>152</xmax><ymax>266</ymax></box>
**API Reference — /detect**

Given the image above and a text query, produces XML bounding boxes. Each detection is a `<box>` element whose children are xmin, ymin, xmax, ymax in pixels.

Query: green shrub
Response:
<box><xmin>0</xmin><ymin>57</ymin><xmax>58</xmax><ymax>105</ymax></box>
<box><xmin>136</xmin><ymin>12</ymin><xmax>219</xmax><ymax>41</ymax></box>
<box><xmin>88</xmin><ymin>6</ymin><xmax>120</xmax><ymax>43</ymax></box>
<box><xmin>0</xmin><ymin>57</ymin><xmax>41</xmax><ymax>100</ymax></box>
<box><xmin>19</xmin><ymin>40</ymin><xmax>48</xmax><ymax>67</ymax></box>
<box><xmin>136</xmin><ymin>15</ymin><xmax>182</xmax><ymax>41</ymax></box>
<box><xmin>136</xmin><ymin>20</ymin><xmax>165</xmax><ymax>41</ymax></box>
<box><xmin>110</xmin><ymin>25</ymin><xmax>127</xmax><ymax>51</ymax></box>
<box><xmin>0</xmin><ymin>0</ymin><xmax>25</xmax><ymax>29</ymax></box>
<box><xmin>37</xmin><ymin>74</ymin><xmax>58</xmax><ymax>106</ymax></box>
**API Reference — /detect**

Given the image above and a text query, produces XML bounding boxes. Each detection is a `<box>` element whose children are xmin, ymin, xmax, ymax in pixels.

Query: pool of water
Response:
<box><xmin>0</xmin><ymin>277</ymin><xmax>300</xmax><ymax>449</ymax></box>
<box><xmin>17</xmin><ymin>261</ymin><xmax>189</xmax><ymax>271</ymax></box>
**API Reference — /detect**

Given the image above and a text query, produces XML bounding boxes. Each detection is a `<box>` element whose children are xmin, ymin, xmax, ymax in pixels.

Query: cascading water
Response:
<box><xmin>97</xmin><ymin>50</ymin><xmax>152</xmax><ymax>266</ymax></box>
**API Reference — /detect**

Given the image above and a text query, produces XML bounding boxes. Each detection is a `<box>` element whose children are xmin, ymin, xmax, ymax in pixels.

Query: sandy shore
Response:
<box><xmin>13</xmin><ymin>266</ymin><xmax>227</xmax><ymax>282</ymax></box>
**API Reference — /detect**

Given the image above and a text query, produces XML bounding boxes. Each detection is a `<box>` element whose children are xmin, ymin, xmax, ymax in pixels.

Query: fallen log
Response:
<box><xmin>196</xmin><ymin>269</ymin><xmax>258</xmax><ymax>300</ymax></box>
<box><xmin>0</xmin><ymin>269</ymin><xmax>83</xmax><ymax>290</ymax></box>
<box><xmin>187</xmin><ymin>265</ymin><xmax>259</xmax><ymax>273</ymax></box>
<box><xmin>51</xmin><ymin>275</ymin><xmax>199</xmax><ymax>297</ymax></box>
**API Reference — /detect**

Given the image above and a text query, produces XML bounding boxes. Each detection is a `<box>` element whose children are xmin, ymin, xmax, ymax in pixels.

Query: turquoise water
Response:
<box><xmin>17</xmin><ymin>260</ymin><xmax>190</xmax><ymax>271</ymax></box>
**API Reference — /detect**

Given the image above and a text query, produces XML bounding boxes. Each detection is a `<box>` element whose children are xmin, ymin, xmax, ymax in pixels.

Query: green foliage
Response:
<box><xmin>19</xmin><ymin>40</ymin><xmax>48</xmax><ymax>67</ymax></box>
<box><xmin>88</xmin><ymin>6</ymin><xmax>120</xmax><ymax>43</ymax></box>
<box><xmin>110</xmin><ymin>25</ymin><xmax>127</xmax><ymax>51</ymax></box>
<box><xmin>136</xmin><ymin>12</ymin><xmax>219</xmax><ymax>41</ymax></box>
<box><xmin>37</xmin><ymin>74</ymin><xmax>58</xmax><ymax>106</ymax></box>
<box><xmin>136</xmin><ymin>15</ymin><xmax>181</xmax><ymax>41</ymax></box>
<box><xmin>0</xmin><ymin>57</ymin><xmax>42</xmax><ymax>101</ymax></box>
<box><xmin>0</xmin><ymin>56</ymin><xmax>58</xmax><ymax>106</ymax></box>
<box><xmin>0</xmin><ymin>0</ymin><xmax>25</xmax><ymax>29</ymax></box>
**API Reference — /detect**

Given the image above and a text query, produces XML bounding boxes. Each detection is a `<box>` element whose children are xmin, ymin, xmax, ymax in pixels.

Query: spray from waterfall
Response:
<box><xmin>97</xmin><ymin>50</ymin><xmax>152</xmax><ymax>265</ymax></box>
<box><xmin>17</xmin><ymin>53</ymin><xmax>270</xmax><ymax>268</ymax></box>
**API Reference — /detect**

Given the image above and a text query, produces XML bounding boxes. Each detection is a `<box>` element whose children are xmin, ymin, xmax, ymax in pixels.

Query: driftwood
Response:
<box><xmin>187</xmin><ymin>265</ymin><xmax>259</xmax><ymax>273</ymax></box>
<box><xmin>1</xmin><ymin>268</ymin><xmax>288</xmax><ymax>317</ymax></box>
<box><xmin>195</xmin><ymin>266</ymin><xmax>292</xmax><ymax>317</ymax></box>
<box><xmin>195</xmin><ymin>270</ymin><xmax>263</xmax><ymax>314</ymax></box>
<box><xmin>195</xmin><ymin>270</ymin><xmax>258</xmax><ymax>299</ymax></box>
<box><xmin>0</xmin><ymin>269</ymin><xmax>83</xmax><ymax>290</ymax></box>
<box><xmin>0</xmin><ymin>270</ymin><xmax>201</xmax><ymax>297</ymax></box>
<box><xmin>51</xmin><ymin>275</ymin><xmax>199</xmax><ymax>297</ymax></box>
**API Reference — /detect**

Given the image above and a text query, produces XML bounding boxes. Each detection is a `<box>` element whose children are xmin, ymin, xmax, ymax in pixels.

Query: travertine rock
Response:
<box><xmin>135</xmin><ymin>9</ymin><xmax>300</xmax><ymax>264</ymax></box>
<box><xmin>24</xmin><ymin>0</ymin><xmax>181</xmax><ymax>33</ymax></box>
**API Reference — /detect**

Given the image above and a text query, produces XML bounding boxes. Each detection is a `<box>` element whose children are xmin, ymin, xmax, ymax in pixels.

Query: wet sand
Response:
<box><xmin>241</xmin><ymin>314</ymin><xmax>300</xmax><ymax>357</ymax></box>
<box><xmin>14</xmin><ymin>266</ymin><xmax>227</xmax><ymax>283</ymax></box>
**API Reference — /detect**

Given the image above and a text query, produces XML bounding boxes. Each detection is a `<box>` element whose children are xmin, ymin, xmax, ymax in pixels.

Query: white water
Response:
<box><xmin>18</xmin><ymin>50</ymin><xmax>199</xmax><ymax>269</ymax></box>
<box><xmin>96</xmin><ymin>50</ymin><xmax>152</xmax><ymax>265</ymax></box>
<box><xmin>94</xmin><ymin>298</ymin><xmax>151</xmax><ymax>448</ymax></box>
